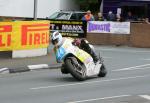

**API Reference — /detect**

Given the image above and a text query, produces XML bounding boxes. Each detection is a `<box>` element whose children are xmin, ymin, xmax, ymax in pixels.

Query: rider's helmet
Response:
<box><xmin>51</xmin><ymin>31</ymin><xmax>63</xmax><ymax>46</ymax></box>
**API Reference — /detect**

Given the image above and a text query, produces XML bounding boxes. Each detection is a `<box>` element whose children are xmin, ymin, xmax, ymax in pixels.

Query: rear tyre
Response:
<box><xmin>98</xmin><ymin>64</ymin><xmax>107</xmax><ymax>77</ymax></box>
<box><xmin>65</xmin><ymin>57</ymin><xmax>86</xmax><ymax>81</ymax></box>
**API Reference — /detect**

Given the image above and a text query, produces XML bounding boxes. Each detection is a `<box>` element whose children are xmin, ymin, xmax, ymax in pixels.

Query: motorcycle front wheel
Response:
<box><xmin>65</xmin><ymin>57</ymin><xmax>87</xmax><ymax>81</ymax></box>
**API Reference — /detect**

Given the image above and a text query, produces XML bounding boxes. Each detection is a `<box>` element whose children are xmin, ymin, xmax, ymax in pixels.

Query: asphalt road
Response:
<box><xmin>0</xmin><ymin>46</ymin><xmax>150</xmax><ymax>103</ymax></box>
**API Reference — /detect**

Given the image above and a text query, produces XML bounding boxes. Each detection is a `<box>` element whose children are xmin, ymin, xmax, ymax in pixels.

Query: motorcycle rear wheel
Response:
<box><xmin>65</xmin><ymin>57</ymin><xmax>87</xmax><ymax>81</ymax></box>
<box><xmin>98</xmin><ymin>64</ymin><xmax>107</xmax><ymax>77</ymax></box>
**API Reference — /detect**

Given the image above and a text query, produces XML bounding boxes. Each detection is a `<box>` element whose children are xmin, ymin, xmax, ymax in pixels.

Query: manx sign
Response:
<box><xmin>50</xmin><ymin>20</ymin><xmax>87</xmax><ymax>38</ymax></box>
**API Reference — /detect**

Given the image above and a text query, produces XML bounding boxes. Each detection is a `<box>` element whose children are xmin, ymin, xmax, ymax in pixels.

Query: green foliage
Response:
<box><xmin>75</xmin><ymin>0</ymin><xmax>100</xmax><ymax>13</ymax></box>
<box><xmin>76</xmin><ymin>0</ymin><xmax>98</xmax><ymax>4</ymax></box>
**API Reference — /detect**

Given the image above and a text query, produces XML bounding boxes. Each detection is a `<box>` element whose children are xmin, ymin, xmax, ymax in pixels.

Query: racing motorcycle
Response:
<box><xmin>55</xmin><ymin>38</ymin><xmax>107</xmax><ymax>81</ymax></box>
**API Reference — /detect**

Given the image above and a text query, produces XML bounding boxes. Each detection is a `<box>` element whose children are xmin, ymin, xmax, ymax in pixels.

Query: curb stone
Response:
<box><xmin>0</xmin><ymin>68</ymin><xmax>9</xmax><ymax>74</ymax></box>
<box><xmin>0</xmin><ymin>64</ymin><xmax>61</xmax><ymax>74</ymax></box>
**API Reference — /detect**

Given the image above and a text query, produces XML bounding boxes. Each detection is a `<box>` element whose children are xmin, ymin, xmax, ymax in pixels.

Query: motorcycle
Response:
<box><xmin>55</xmin><ymin>38</ymin><xmax>107</xmax><ymax>81</ymax></box>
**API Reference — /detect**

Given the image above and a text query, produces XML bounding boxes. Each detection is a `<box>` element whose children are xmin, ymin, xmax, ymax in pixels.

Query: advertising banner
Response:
<box><xmin>0</xmin><ymin>21</ymin><xmax>50</xmax><ymax>51</ymax></box>
<box><xmin>87</xmin><ymin>21</ymin><xmax>130</xmax><ymax>34</ymax></box>
<box><xmin>87</xmin><ymin>21</ymin><xmax>111</xmax><ymax>33</ymax></box>
<box><xmin>111</xmin><ymin>22</ymin><xmax>130</xmax><ymax>34</ymax></box>
<box><xmin>0</xmin><ymin>22</ymin><xmax>13</xmax><ymax>51</ymax></box>
<box><xmin>14</xmin><ymin>21</ymin><xmax>50</xmax><ymax>50</ymax></box>
<box><xmin>50</xmin><ymin>20</ymin><xmax>87</xmax><ymax>38</ymax></box>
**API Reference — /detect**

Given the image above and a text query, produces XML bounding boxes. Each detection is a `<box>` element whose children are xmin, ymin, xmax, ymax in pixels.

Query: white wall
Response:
<box><xmin>0</xmin><ymin>0</ymin><xmax>34</xmax><ymax>17</ymax></box>
<box><xmin>37</xmin><ymin>0</ymin><xmax>60</xmax><ymax>18</ymax></box>
<box><xmin>0</xmin><ymin>0</ymin><xmax>79</xmax><ymax>18</ymax></box>
<box><xmin>38</xmin><ymin>0</ymin><xmax>79</xmax><ymax>18</ymax></box>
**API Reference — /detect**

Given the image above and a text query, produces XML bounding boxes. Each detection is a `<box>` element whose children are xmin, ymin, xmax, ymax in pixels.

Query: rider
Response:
<box><xmin>51</xmin><ymin>31</ymin><xmax>99</xmax><ymax>63</ymax></box>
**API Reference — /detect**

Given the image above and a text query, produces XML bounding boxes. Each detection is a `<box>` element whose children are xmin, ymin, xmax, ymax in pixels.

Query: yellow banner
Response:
<box><xmin>0</xmin><ymin>22</ymin><xmax>13</xmax><ymax>51</ymax></box>
<box><xmin>0</xmin><ymin>21</ymin><xmax>50</xmax><ymax>51</ymax></box>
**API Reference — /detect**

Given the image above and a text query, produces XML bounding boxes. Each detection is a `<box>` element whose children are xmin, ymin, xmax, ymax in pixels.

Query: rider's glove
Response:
<box><xmin>72</xmin><ymin>39</ymin><xmax>81</xmax><ymax>47</ymax></box>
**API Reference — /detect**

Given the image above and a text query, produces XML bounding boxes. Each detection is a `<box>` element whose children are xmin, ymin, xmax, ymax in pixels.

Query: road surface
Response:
<box><xmin>0</xmin><ymin>46</ymin><xmax>150</xmax><ymax>103</ymax></box>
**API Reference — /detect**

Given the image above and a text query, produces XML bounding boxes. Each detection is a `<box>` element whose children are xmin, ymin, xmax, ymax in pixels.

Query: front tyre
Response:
<box><xmin>61</xmin><ymin>64</ymin><xmax>69</xmax><ymax>74</ymax></box>
<box><xmin>65</xmin><ymin>57</ymin><xmax>86</xmax><ymax>81</ymax></box>
<box><xmin>98</xmin><ymin>64</ymin><xmax>107</xmax><ymax>77</ymax></box>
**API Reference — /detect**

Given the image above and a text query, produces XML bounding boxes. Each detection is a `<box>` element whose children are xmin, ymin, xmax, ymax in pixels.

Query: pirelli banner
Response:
<box><xmin>50</xmin><ymin>20</ymin><xmax>87</xmax><ymax>38</ymax></box>
<box><xmin>0</xmin><ymin>21</ymin><xmax>50</xmax><ymax>51</ymax></box>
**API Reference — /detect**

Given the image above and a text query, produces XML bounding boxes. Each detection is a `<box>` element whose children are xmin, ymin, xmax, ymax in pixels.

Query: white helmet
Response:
<box><xmin>51</xmin><ymin>31</ymin><xmax>63</xmax><ymax>46</ymax></box>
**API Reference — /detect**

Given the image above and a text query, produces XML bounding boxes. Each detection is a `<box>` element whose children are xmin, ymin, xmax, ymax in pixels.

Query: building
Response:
<box><xmin>102</xmin><ymin>0</ymin><xmax>150</xmax><ymax>21</ymax></box>
<box><xmin>0</xmin><ymin>0</ymin><xmax>79</xmax><ymax>20</ymax></box>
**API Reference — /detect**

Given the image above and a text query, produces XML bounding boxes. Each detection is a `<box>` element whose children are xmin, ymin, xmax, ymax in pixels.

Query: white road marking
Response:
<box><xmin>112</xmin><ymin>64</ymin><xmax>150</xmax><ymax>72</ymax></box>
<box><xmin>99</xmin><ymin>48</ymin><xmax>150</xmax><ymax>53</ymax></box>
<box><xmin>139</xmin><ymin>95</ymin><xmax>150</xmax><ymax>100</ymax></box>
<box><xmin>113</xmin><ymin>67</ymin><xmax>150</xmax><ymax>71</ymax></box>
<box><xmin>68</xmin><ymin>95</ymin><xmax>130</xmax><ymax>103</ymax></box>
<box><xmin>141</xmin><ymin>59</ymin><xmax>150</xmax><ymax>61</ymax></box>
<box><xmin>30</xmin><ymin>74</ymin><xmax>150</xmax><ymax>90</ymax></box>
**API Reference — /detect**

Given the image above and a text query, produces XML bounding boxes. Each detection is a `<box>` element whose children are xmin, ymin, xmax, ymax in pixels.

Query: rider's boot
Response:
<box><xmin>89</xmin><ymin>48</ymin><xmax>99</xmax><ymax>63</ymax></box>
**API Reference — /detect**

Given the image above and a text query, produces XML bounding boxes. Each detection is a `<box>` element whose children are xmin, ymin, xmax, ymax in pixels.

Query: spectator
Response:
<box><xmin>116</xmin><ymin>13</ymin><xmax>122</xmax><ymax>22</ymax></box>
<box><xmin>82</xmin><ymin>10</ymin><xmax>95</xmax><ymax>21</ymax></box>
<box><xmin>125</xmin><ymin>11</ymin><xmax>136</xmax><ymax>21</ymax></box>
<box><xmin>144</xmin><ymin>18</ymin><xmax>150</xmax><ymax>24</ymax></box>
<box><xmin>107</xmin><ymin>11</ymin><xmax>116</xmax><ymax>21</ymax></box>
<box><xmin>95</xmin><ymin>12</ymin><xmax>105</xmax><ymax>21</ymax></box>
<box><xmin>0</xmin><ymin>16</ymin><xmax>4</xmax><ymax>21</ymax></box>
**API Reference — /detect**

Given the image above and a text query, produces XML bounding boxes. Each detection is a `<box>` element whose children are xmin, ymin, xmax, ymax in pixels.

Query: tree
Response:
<box><xmin>75</xmin><ymin>0</ymin><xmax>102</xmax><ymax>13</ymax></box>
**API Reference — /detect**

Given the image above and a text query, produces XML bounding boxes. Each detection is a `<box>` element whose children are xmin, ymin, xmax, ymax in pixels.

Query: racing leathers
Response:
<box><xmin>72</xmin><ymin>38</ymin><xmax>99</xmax><ymax>63</ymax></box>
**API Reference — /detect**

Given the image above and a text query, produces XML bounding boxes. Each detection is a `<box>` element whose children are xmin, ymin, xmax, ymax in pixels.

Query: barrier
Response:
<box><xmin>0</xmin><ymin>20</ymin><xmax>50</xmax><ymax>58</ymax></box>
<box><xmin>86</xmin><ymin>21</ymin><xmax>130</xmax><ymax>46</ymax></box>
<box><xmin>0</xmin><ymin>21</ymin><xmax>50</xmax><ymax>51</ymax></box>
<box><xmin>1</xmin><ymin>20</ymin><xmax>148</xmax><ymax>55</ymax></box>
<box><xmin>49</xmin><ymin>20</ymin><xmax>150</xmax><ymax>48</ymax></box>
<box><xmin>130</xmin><ymin>23</ymin><xmax>150</xmax><ymax>48</ymax></box>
